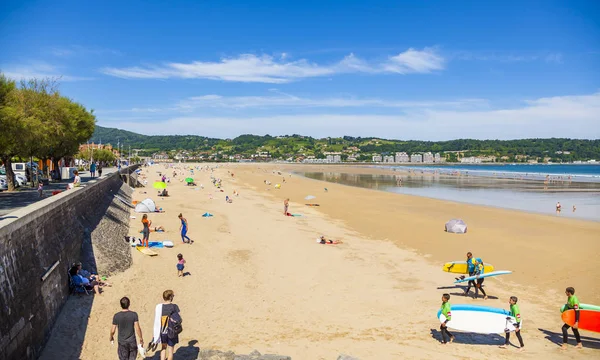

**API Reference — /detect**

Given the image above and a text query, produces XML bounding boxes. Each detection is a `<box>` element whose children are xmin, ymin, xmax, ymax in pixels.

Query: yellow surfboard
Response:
<box><xmin>443</xmin><ymin>261</ymin><xmax>494</xmax><ymax>274</ymax></box>
<box><xmin>136</xmin><ymin>246</ymin><xmax>158</xmax><ymax>256</ymax></box>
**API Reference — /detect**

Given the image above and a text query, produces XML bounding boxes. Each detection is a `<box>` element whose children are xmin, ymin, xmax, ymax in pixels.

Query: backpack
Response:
<box><xmin>166</xmin><ymin>311</ymin><xmax>183</xmax><ymax>339</ymax></box>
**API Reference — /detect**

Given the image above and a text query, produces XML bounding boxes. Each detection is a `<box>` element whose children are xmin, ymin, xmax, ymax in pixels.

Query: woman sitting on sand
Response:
<box><xmin>69</xmin><ymin>265</ymin><xmax>102</xmax><ymax>294</ymax></box>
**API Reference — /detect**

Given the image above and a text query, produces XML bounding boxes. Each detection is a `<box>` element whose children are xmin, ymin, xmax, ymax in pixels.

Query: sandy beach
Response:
<box><xmin>41</xmin><ymin>163</ymin><xmax>600</xmax><ymax>360</ymax></box>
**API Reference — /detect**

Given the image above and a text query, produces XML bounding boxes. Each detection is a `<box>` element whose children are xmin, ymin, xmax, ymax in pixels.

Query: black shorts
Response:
<box><xmin>117</xmin><ymin>341</ymin><xmax>137</xmax><ymax>360</ymax></box>
<box><xmin>161</xmin><ymin>334</ymin><xmax>178</xmax><ymax>347</ymax></box>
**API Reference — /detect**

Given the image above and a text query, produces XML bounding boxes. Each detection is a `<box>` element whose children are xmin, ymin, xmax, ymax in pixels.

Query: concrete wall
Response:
<box><xmin>0</xmin><ymin>166</ymin><xmax>138</xmax><ymax>360</ymax></box>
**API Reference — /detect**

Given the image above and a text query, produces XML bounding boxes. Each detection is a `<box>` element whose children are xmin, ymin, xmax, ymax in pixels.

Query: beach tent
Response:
<box><xmin>135</xmin><ymin>198</ymin><xmax>156</xmax><ymax>213</ymax></box>
<box><xmin>445</xmin><ymin>219</ymin><xmax>467</xmax><ymax>234</ymax></box>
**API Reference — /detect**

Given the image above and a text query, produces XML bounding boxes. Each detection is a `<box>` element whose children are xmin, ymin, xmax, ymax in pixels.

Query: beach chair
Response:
<box><xmin>68</xmin><ymin>272</ymin><xmax>91</xmax><ymax>295</ymax></box>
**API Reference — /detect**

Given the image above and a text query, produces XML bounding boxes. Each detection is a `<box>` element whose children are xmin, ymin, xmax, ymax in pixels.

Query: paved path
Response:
<box><xmin>0</xmin><ymin>167</ymin><xmax>120</xmax><ymax>217</ymax></box>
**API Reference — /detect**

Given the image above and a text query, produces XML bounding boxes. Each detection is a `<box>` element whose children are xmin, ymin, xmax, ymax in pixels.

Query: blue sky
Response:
<box><xmin>1</xmin><ymin>0</ymin><xmax>599</xmax><ymax>140</ymax></box>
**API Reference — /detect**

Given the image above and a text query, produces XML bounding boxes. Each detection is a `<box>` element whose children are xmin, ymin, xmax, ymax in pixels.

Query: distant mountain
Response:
<box><xmin>90</xmin><ymin>126</ymin><xmax>220</xmax><ymax>152</ymax></box>
<box><xmin>90</xmin><ymin>125</ymin><xmax>600</xmax><ymax>162</ymax></box>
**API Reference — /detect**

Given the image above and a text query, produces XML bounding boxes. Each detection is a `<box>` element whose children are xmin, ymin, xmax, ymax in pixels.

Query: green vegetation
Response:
<box><xmin>76</xmin><ymin>148</ymin><xmax>116</xmax><ymax>164</ymax></box>
<box><xmin>0</xmin><ymin>73</ymin><xmax>96</xmax><ymax>190</ymax></box>
<box><xmin>92</xmin><ymin>126</ymin><xmax>600</xmax><ymax>163</ymax></box>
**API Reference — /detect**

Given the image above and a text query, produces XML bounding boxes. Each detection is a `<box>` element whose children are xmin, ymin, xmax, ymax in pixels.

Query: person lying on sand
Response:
<box><xmin>317</xmin><ymin>236</ymin><xmax>342</xmax><ymax>244</ymax></box>
<box><xmin>139</xmin><ymin>225</ymin><xmax>166</xmax><ymax>233</ymax></box>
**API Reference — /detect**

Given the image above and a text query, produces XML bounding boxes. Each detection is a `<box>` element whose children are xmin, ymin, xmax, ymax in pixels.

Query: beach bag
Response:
<box><xmin>167</xmin><ymin>312</ymin><xmax>183</xmax><ymax>339</ymax></box>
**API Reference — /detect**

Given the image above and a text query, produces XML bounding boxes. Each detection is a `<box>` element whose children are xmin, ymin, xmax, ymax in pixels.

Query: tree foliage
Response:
<box><xmin>0</xmin><ymin>72</ymin><xmax>96</xmax><ymax>190</ymax></box>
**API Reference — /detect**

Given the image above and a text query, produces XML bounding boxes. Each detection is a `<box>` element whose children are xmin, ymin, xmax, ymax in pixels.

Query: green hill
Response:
<box><xmin>90</xmin><ymin>126</ymin><xmax>600</xmax><ymax>162</ymax></box>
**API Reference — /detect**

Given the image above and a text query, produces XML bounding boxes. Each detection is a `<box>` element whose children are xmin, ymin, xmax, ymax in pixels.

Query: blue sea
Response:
<box><xmin>383</xmin><ymin>164</ymin><xmax>600</xmax><ymax>182</ymax></box>
<box><xmin>301</xmin><ymin>165</ymin><xmax>600</xmax><ymax>221</ymax></box>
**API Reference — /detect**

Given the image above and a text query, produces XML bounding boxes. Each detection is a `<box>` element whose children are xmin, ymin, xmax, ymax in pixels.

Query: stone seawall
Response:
<box><xmin>0</xmin><ymin>167</ymin><xmax>138</xmax><ymax>360</ymax></box>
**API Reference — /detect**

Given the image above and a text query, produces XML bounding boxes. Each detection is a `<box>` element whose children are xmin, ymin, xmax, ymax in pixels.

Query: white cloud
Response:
<box><xmin>384</xmin><ymin>47</ymin><xmax>444</xmax><ymax>73</ymax></box>
<box><xmin>98</xmin><ymin>92</ymin><xmax>600</xmax><ymax>140</ymax></box>
<box><xmin>176</xmin><ymin>92</ymin><xmax>486</xmax><ymax>110</ymax></box>
<box><xmin>2</xmin><ymin>62</ymin><xmax>93</xmax><ymax>82</ymax></box>
<box><xmin>101</xmin><ymin>48</ymin><xmax>445</xmax><ymax>83</ymax></box>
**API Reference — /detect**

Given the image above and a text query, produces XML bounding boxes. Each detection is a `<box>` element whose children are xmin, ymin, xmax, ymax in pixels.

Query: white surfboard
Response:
<box><xmin>438</xmin><ymin>305</ymin><xmax>522</xmax><ymax>334</ymax></box>
<box><xmin>455</xmin><ymin>270</ymin><xmax>512</xmax><ymax>283</ymax></box>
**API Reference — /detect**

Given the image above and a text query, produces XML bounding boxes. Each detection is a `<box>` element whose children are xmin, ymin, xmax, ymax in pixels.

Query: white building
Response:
<box><xmin>460</xmin><ymin>157</ymin><xmax>482</xmax><ymax>164</ymax></box>
<box><xmin>423</xmin><ymin>152</ymin><xmax>434</xmax><ymax>163</ymax></box>
<box><xmin>326</xmin><ymin>155</ymin><xmax>342</xmax><ymax>163</ymax></box>
<box><xmin>434</xmin><ymin>153</ymin><xmax>443</xmax><ymax>162</ymax></box>
<box><xmin>372</xmin><ymin>155</ymin><xmax>383</xmax><ymax>162</ymax></box>
<box><xmin>383</xmin><ymin>155</ymin><xmax>395</xmax><ymax>163</ymax></box>
<box><xmin>410</xmin><ymin>153</ymin><xmax>423</xmax><ymax>163</ymax></box>
<box><xmin>395</xmin><ymin>152</ymin><xmax>409</xmax><ymax>163</ymax></box>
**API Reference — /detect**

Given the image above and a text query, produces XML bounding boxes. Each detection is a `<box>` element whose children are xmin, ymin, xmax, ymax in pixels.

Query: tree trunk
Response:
<box><xmin>1</xmin><ymin>155</ymin><xmax>17</xmax><ymax>192</ymax></box>
<box><xmin>51</xmin><ymin>157</ymin><xmax>62</xmax><ymax>182</ymax></box>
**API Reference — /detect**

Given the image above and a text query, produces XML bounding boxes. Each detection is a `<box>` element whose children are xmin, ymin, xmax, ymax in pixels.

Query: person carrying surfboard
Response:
<box><xmin>463</xmin><ymin>252</ymin><xmax>477</xmax><ymax>296</ymax></box>
<box><xmin>500</xmin><ymin>296</ymin><xmax>524</xmax><ymax>350</ymax></box>
<box><xmin>439</xmin><ymin>294</ymin><xmax>455</xmax><ymax>344</ymax></box>
<box><xmin>473</xmin><ymin>259</ymin><xmax>488</xmax><ymax>300</ymax></box>
<box><xmin>561</xmin><ymin>287</ymin><xmax>582</xmax><ymax>350</ymax></box>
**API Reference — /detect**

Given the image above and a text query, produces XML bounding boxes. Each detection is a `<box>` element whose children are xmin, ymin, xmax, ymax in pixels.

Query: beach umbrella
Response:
<box><xmin>153</xmin><ymin>181</ymin><xmax>167</xmax><ymax>190</ymax></box>
<box><xmin>304</xmin><ymin>195</ymin><xmax>316</xmax><ymax>200</ymax></box>
<box><xmin>185</xmin><ymin>177</ymin><xmax>194</xmax><ymax>183</ymax></box>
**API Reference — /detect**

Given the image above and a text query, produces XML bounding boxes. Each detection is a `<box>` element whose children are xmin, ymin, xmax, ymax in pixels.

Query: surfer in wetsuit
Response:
<box><xmin>473</xmin><ymin>259</ymin><xmax>488</xmax><ymax>300</ymax></box>
<box><xmin>500</xmin><ymin>296</ymin><xmax>524</xmax><ymax>350</ymax></box>
<box><xmin>463</xmin><ymin>252</ymin><xmax>476</xmax><ymax>296</ymax></box>
<box><xmin>439</xmin><ymin>294</ymin><xmax>454</xmax><ymax>344</ymax></box>
<box><xmin>561</xmin><ymin>287</ymin><xmax>583</xmax><ymax>350</ymax></box>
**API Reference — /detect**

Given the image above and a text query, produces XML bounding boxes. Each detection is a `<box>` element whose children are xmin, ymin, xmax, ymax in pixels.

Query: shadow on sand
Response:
<box><xmin>430</xmin><ymin>328</ymin><xmax>505</xmax><ymax>345</ymax></box>
<box><xmin>538</xmin><ymin>328</ymin><xmax>600</xmax><ymax>349</ymax></box>
<box><xmin>146</xmin><ymin>340</ymin><xmax>200</xmax><ymax>360</ymax></box>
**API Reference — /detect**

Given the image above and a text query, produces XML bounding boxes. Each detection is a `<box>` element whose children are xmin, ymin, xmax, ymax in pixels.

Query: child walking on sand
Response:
<box><xmin>474</xmin><ymin>259</ymin><xmax>488</xmax><ymax>300</ymax></box>
<box><xmin>561</xmin><ymin>287</ymin><xmax>583</xmax><ymax>349</ymax></box>
<box><xmin>176</xmin><ymin>254</ymin><xmax>186</xmax><ymax>277</ymax></box>
<box><xmin>500</xmin><ymin>296</ymin><xmax>524</xmax><ymax>350</ymax></box>
<box><xmin>440</xmin><ymin>293</ymin><xmax>454</xmax><ymax>344</ymax></box>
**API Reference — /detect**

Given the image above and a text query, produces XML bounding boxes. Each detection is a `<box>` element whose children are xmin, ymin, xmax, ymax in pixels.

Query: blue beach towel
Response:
<box><xmin>148</xmin><ymin>242</ymin><xmax>164</xmax><ymax>248</ymax></box>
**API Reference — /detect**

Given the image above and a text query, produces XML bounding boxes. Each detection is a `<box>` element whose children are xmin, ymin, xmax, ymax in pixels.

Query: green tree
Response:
<box><xmin>0</xmin><ymin>74</ymin><xmax>20</xmax><ymax>190</ymax></box>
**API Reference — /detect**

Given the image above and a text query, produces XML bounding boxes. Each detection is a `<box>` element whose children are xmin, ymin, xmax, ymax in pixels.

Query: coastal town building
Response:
<box><xmin>410</xmin><ymin>153</ymin><xmax>423</xmax><ymax>163</ymax></box>
<box><xmin>460</xmin><ymin>156</ymin><xmax>482</xmax><ymax>164</ymax></box>
<box><xmin>372</xmin><ymin>155</ymin><xmax>383</xmax><ymax>162</ymax></box>
<box><xmin>395</xmin><ymin>152</ymin><xmax>409</xmax><ymax>163</ymax></box>
<box><xmin>434</xmin><ymin>153</ymin><xmax>442</xmax><ymax>163</ymax></box>
<box><xmin>383</xmin><ymin>155</ymin><xmax>395</xmax><ymax>163</ymax></box>
<box><xmin>326</xmin><ymin>154</ymin><xmax>342</xmax><ymax>163</ymax></box>
<box><xmin>423</xmin><ymin>152</ymin><xmax>434</xmax><ymax>163</ymax></box>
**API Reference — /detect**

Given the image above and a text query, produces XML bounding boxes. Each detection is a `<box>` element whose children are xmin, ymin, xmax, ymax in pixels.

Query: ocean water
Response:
<box><xmin>301</xmin><ymin>171</ymin><xmax>600</xmax><ymax>221</ymax></box>
<box><xmin>383</xmin><ymin>164</ymin><xmax>600</xmax><ymax>182</ymax></box>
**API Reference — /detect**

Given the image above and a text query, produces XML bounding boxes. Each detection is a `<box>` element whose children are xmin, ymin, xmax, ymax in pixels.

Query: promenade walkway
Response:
<box><xmin>0</xmin><ymin>167</ymin><xmax>119</xmax><ymax>217</ymax></box>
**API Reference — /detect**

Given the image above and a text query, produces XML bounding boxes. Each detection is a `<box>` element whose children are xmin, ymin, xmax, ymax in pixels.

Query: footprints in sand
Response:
<box><xmin>227</xmin><ymin>249</ymin><xmax>252</xmax><ymax>264</ymax></box>
<box><xmin>218</xmin><ymin>224</ymin><xmax>231</xmax><ymax>234</ymax></box>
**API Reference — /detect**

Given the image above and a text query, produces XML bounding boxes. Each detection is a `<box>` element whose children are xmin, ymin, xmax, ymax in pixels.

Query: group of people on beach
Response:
<box><xmin>441</xmin><ymin>251</ymin><xmax>584</xmax><ymax>351</ymax></box>
<box><xmin>110</xmin><ymin>290</ymin><xmax>182</xmax><ymax>360</ymax></box>
<box><xmin>140</xmin><ymin>213</ymin><xmax>193</xmax><ymax>247</ymax></box>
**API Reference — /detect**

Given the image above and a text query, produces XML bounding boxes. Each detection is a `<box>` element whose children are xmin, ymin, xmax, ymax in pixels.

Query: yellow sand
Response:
<box><xmin>40</xmin><ymin>163</ymin><xmax>600</xmax><ymax>360</ymax></box>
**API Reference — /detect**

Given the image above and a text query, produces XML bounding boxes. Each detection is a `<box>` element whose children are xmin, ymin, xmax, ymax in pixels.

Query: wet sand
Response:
<box><xmin>41</xmin><ymin>163</ymin><xmax>600</xmax><ymax>360</ymax></box>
